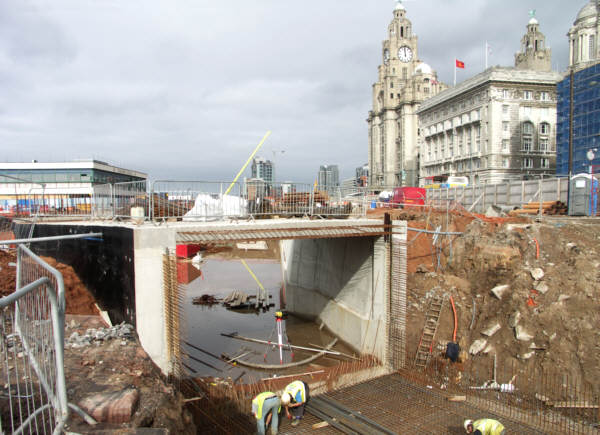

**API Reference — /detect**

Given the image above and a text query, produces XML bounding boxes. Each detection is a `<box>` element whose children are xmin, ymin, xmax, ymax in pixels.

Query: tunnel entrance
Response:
<box><xmin>163</xmin><ymin>219</ymin><xmax>407</xmax><ymax>385</ymax></box>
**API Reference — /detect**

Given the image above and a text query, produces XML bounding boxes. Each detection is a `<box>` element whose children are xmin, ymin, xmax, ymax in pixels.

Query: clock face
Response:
<box><xmin>398</xmin><ymin>46</ymin><xmax>413</xmax><ymax>63</ymax></box>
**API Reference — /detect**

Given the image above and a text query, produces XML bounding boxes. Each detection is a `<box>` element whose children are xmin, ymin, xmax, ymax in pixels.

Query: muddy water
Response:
<box><xmin>180</xmin><ymin>248</ymin><xmax>354</xmax><ymax>382</ymax></box>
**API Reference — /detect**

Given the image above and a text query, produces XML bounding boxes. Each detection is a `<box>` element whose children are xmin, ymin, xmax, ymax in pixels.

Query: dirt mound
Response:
<box><xmin>407</xmin><ymin>217</ymin><xmax>600</xmax><ymax>395</ymax></box>
<box><xmin>0</xmin><ymin>249</ymin><xmax>99</xmax><ymax>315</ymax></box>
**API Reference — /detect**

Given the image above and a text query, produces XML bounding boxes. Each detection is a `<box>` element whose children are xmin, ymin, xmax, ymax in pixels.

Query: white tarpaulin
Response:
<box><xmin>183</xmin><ymin>193</ymin><xmax>247</xmax><ymax>221</ymax></box>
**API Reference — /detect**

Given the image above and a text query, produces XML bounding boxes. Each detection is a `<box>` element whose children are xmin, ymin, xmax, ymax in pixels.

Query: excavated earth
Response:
<box><xmin>373</xmin><ymin>208</ymin><xmax>600</xmax><ymax>399</ymax></box>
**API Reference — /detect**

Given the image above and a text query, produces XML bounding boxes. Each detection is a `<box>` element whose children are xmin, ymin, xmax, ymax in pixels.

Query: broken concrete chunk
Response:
<box><xmin>508</xmin><ymin>311</ymin><xmax>521</xmax><ymax>328</ymax></box>
<box><xmin>519</xmin><ymin>351</ymin><xmax>535</xmax><ymax>360</ymax></box>
<box><xmin>557</xmin><ymin>294</ymin><xmax>570</xmax><ymax>303</ymax></box>
<box><xmin>490</xmin><ymin>284</ymin><xmax>510</xmax><ymax>299</ymax></box>
<box><xmin>515</xmin><ymin>325</ymin><xmax>533</xmax><ymax>341</ymax></box>
<box><xmin>485</xmin><ymin>205</ymin><xmax>505</xmax><ymax>218</ymax></box>
<box><xmin>482</xmin><ymin>343</ymin><xmax>495</xmax><ymax>354</ymax></box>
<box><xmin>415</xmin><ymin>264</ymin><xmax>429</xmax><ymax>273</ymax></box>
<box><xmin>530</xmin><ymin>268</ymin><xmax>544</xmax><ymax>281</ymax></box>
<box><xmin>469</xmin><ymin>339</ymin><xmax>488</xmax><ymax>355</ymax></box>
<box><xmin>533</xmin><ymin>281</ymin><xmax>549</xmax><ymax>294</ymax></box>
<box><xmin>481</xmin><ymin>322</ymin><xmax>501</xmax><ymax>337</ymax></box>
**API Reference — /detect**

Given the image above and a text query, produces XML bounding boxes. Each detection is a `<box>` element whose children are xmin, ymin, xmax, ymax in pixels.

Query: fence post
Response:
<box><xmin>150</xmin><ymin>181</ymin><xmax>154</xmax><ymax>221</ymax></box>
<box><xmin>481</xmin><ymin>184</ymin><xmax>486</xmax><ymax>213</ymax></box>
<box><xmin>521</xmin><ymin>181</ymin><xmax>525</xmax><ymax>204</ymax></box>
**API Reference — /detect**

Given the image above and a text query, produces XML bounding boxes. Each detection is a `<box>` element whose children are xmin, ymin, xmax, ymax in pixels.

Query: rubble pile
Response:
<box><xmin>66</xmin><ymin>322</ymin><xmax>135</xmax><ymax>348</ymax></box>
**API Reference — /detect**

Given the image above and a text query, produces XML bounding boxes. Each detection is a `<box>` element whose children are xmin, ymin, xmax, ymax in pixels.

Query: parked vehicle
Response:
<box><xmin>391</xmin><ymin>187</ymin><xmax>426</xmax><ymax>208</ymax></box>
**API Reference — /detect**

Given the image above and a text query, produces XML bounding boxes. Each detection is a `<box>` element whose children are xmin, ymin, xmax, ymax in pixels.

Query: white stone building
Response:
<box><xmin>569</xmin><ymin>0</ymin><xmax>600</xmax><ymax>71</ymax></box>
<box><xmin>417</xmin><ymin>18</ymin><xmax>562</xmax><ymax>185</ymax></box>
<box><xmin>367</xmin><ymin>1</ymin><xmax>446</xmax><ymax>188</ymax></box>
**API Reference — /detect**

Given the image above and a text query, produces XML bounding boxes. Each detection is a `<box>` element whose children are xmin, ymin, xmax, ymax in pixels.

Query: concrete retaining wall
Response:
<box><xmin>281</xmin><ymin>236</ymin><xmax>388</xmax><ymax>360</ymax></box>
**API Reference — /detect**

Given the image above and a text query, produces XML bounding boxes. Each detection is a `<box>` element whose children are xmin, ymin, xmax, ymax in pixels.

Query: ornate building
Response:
<box><xmin>367</xmin><ymin>1</ymin><xmax>445</xmax><ymax>188</ymax></box>
<box><xmin>568</xmin><ymin>0</ymin><xmax>600</xmax><ymax>71</ymax></box>
<box><xmin>418</xmin><ymin>16</ymin><xmax>561</xmax><ymax>185</ymax></box>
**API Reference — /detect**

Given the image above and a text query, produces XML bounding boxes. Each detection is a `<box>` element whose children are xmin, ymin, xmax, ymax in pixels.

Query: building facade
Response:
<box><xmin>367</xmin><ymin>1</ymin><xmax>446</xmax><ymax>188</ymax></box>
<box><xmin>317</xmin><ymin>165</ymin><xmax>340</xmax><ymax>193</ymax></box>
<box><xmin>568</xmin><ymin>0</ymin><xmax>600</xmax><ymax>71</ymax></box>
<box><xmin>418</xmin><ymin>18</ymin><xmax>561</xmax><ymax>185</ymax></box>
<box><xmin>0</xmin><ymin>160</ymin><xmax>146</xmax><ymax>213</ymax></box>
<box><xmin>251</xmin><ymin>157</ymin><xmax>274</xmax><ymax>184</ymax></box>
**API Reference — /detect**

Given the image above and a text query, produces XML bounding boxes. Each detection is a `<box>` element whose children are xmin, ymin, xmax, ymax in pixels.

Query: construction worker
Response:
<box><xmin>280</xmin><ymin>380</ymin><xmax>309</xmax><ymax>427</ymax></box>
<box><xmin>252</xmin><ymin>391</ymin><xmax>280</xmax><ymax>435</ymax></box>
<box><xmin>464</xmin><ymin>418</ymin><xmax>506</xmax><ymax>435</ymax></box>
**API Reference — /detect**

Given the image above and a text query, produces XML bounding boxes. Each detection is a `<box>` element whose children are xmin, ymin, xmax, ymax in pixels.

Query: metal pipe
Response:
<box><xmin>0</xmin><ymin>232</ymin><xmax>103</xmax><ymax>246</ymax></box>
<box><xmin>220</xmin><ymin>333</ymin><xmax>342</xmax><ymax>356</ymax></box>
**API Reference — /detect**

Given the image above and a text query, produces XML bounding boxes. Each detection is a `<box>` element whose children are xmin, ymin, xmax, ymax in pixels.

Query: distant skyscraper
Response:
<box><xmin>317</xmin><ymin>165</ymin><xmax>340</xmax><ymax>193</ymax></box>
<box><xmin>251</xmin><ymin>157</ymin><xmax>274</xmax><ymax>184</ymax></box>
<box><xmin>356</xmin><ymin>164</ymin><xmax>369</xmax><ymax>187</ymax></box>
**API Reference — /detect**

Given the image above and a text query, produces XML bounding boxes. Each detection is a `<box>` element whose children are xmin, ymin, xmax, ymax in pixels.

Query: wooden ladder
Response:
<box><xmin>414</xmin><ymin>292</ymin><xmax>446</xmax><ymax>370</ymax></box>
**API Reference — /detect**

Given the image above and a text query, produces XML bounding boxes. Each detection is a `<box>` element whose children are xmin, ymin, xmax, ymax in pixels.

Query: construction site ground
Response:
<box><xmin>2</xmin><ymin>208</ymin><xmax>600</xmax><ymax>433</ymax></box>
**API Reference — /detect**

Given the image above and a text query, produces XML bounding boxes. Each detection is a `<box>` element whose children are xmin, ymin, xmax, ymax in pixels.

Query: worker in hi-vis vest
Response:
<box><xmin>252</xmin><ymin>392</ymin><xmax>280</xmax><ymax>435</ymax></box>
<box><xmin>464</xmin><ymin>418</ymin><xmax>506</xmax><ymax>435</ymax></box>
<box><xmin>280</xmin><ymin>380</ymin><xmax>309</xmax><ymax>427</ymax></box>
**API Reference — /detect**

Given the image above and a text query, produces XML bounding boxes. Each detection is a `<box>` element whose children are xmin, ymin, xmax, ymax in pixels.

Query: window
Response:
<box><xmin>522</xmin><ymin>137</ymin><xmax>532</xmax><ymax>152</ymax></box>
<box><xmin>502</xmin><ymin>89</ymin><xmax>510</xmax><ymax>99</ymax></box>
<box><xmin>390</xmin><ymin>93</ymin><xmax>394</xmax><ymax>99</ymax></box>
<box><xmin>523</xmin><ymin>157</ymin><xmax>533</xmax><ymax>168</ymax></box>
<box><xmin>402</xmin><ymin>68</ymin><xmax>408</xmax><ymax>79</ymax></box>
<box><xmin>424</xmin><ymin>87</ymin><xmax>429</xmax><ymax>94</ymax></box>
<box><xmin>539</xmin><ymin>122</ymin><xmax>550</xmax><ymax>135</ymax></box>
<box><xmin>539</xmin><ymin>138</ymin><xmax>548</xmax><ymax>152</ymax></box>
<box><xmin>503</xmin><ymin>158</ymin><xmax>510</xmax><ymax>168</ymax></box>
<box><xmin>523</xmin><ymin>106</ymin><xmax>531</xmax><ymax>115</ymax></box>
<box><xmin>590</xmin><ymin>35</ymin><xmax>595</xmax><ymax>60</ymax></box>
<box><xmin>541</xmin><ymin>158</ymin><xmax>549</xmax><ymax>168</ymax></box>
<box><xmin>503</xmin><ymin>121</ymin><xmax>510</xmax><ymax>132</ymax></box>
<box><xmin>475</xmin><ymin>160</ymin><xmax>481</xmax><ymax>169</ymax></box>
<box><xmin>522</xmin><ymin>122</ymin><xmax>534</xmax><ymax>134</ymax></box>
<box><xmin>523</xmin><ymin>90</ymin><xmax>533</xmax><ymax>100</ymax></box>
<box><xmin>502</xmin><ymin>139</ymin><xmax>509</xmax><ymax>151</ymax></box>
<box><xmin>502</xmin><ymin>105</ymin><xmax>509</xmax><ymax>115</ymax></box>
<box><xmin>390</xmin><ymin>82</ymin><xmax>394</xmax><ymax>88</ymax></box>
<box><xmin>540</xmin><ymin>91</ymin><xmax>549</xmax><ymax>101</ymax></box>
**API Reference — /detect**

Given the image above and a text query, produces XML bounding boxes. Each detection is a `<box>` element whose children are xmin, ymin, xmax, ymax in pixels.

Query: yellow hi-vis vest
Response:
<box><xmin>473</xmin><ymin>419</ymin><xmax>505</xmax><ymax>435</ymax></box>
<box><xmin>284</xmin><ymin>381</ymin><xmax>306</xmax><ymax>403</ymax></box>
<box><xmin>252</xmin><ymin>392</ymin><xmax>278</xmax><ymax>420</ymax></box>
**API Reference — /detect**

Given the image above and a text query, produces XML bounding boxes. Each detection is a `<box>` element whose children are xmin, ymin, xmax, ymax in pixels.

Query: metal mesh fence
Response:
<box><xmin>0</xmin><ymin>244</ymin><xmax>68</xmax><ymax>434</ymax></box>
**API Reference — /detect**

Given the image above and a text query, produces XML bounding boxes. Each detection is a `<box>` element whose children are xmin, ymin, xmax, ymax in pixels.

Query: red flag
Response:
<box><xmin>456</xmin><ymin>59</ymin><xmax>465</xmax><ymax>69</ymax></box>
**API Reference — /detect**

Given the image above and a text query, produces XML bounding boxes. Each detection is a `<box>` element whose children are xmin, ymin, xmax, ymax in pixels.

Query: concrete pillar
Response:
<box><xmin>387</xmin><ymin>220</ymin><xmax>407</xmax><ymax>370</ymax></box>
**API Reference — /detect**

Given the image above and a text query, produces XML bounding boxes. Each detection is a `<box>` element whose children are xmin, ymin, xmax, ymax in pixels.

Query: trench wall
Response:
<box><xmin>281</xmin><ymin>236</ymin><xmax>389</xmax><ymax>361</ymax></box>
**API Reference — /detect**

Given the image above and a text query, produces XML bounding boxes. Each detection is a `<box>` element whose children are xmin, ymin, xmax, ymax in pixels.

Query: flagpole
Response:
<box><xmin>485</xmin><ymin>41</ymin><xmax>488</xmax><ymax>70</ymax></box>
<box><xmin>454</xmin><ymin>60</ymin><xmax>456</xmax><ymax>86</ymax></box>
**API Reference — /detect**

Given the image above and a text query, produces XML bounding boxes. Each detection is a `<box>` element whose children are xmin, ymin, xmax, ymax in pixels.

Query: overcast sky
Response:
<box><xmin>0</xmin><ymin>0</ymin><xmax>588</xmax><ymax>183</ymax></box>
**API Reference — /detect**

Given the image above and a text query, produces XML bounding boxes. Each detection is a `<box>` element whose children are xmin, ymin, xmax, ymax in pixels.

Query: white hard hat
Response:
<box><xmin>464</xmin><ymin>420</ymin><xmax>473</xmax><ymax>431</ymax></box>
<box><xmin>281</xmin><ymin>392</ymin><xmax>291</xmax><ymax>405</ymax></box>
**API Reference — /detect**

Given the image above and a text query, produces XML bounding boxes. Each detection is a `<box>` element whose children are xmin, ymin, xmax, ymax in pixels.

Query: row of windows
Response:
<box><xmin>504</xmin><ymin>157</ymin><xmax>550</xmax><ymax>169</ymax></box>
<box><xmin>424</xmin><ymin>157</ymin><xmax>550</xmax><ymax>173</ymax></box>
<box><xmin>501</xmin><ymin>121</ymin><xmax>551</xmax><ymax>135</ymax></box>
<box><xmin>502</xmin><ymin>89</ymin><xmax>551</xmax><ymax>101</ymax></box>
<box><xmin>0</xmin><ymin>169</ymin><xmax>142</xmax><ymax>184</ymax></box>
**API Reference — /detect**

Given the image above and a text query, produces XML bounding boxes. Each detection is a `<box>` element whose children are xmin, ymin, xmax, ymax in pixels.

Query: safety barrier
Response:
<box><xmin>0</xmin><ymin>245</ymin><xmax>68</xmax><ymax>433</ymax></box>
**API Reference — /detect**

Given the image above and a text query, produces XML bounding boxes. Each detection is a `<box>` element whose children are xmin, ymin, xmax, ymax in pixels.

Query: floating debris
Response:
<box><xmin>192</xmin><ymin>294</ymin><xmax>219</xmax><ymax>305</ymax></box>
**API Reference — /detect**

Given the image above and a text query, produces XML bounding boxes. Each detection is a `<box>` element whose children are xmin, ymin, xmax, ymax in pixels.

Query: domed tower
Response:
<box><xmin>568</xmin><ymin>0</ymin><xmax>600</xmax><ymax>70</ymax></box>
<box><xmin>367</xmin><ymin>0</ymin><xmax>445</xmax><ymax>187</ymax></box>
<box><xmin>515</xmin><ymin>14</ymin><xmax>552</xmax><ymax>71</ymax></box>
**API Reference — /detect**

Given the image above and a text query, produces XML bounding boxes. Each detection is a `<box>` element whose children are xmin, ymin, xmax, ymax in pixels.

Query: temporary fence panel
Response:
<box><xmin>0</xmin><ymin>244</ymin><xmax>68</xmax><ymax>433</ymax></box>
<box><xmin>426</xmin><ymin>176</ymin><xmax>571</xmax><ymax>212</ymax></box>
<box><xmin>113</xmin><ymin>181</ymin><xmax>149</xmax><ymax>219</ymax></box>
<box><xmin>92</xmin><ymin>183</ymin><xmax>114</xmax><ymax>218</ymax></box>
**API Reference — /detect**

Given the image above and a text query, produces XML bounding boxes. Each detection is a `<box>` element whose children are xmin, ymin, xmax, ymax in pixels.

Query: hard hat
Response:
<box><xmin>464</xmin><ymin>420</ymin><xmax>473</xmax><ymax>431</ymax></box>
<box><xmin>281</xmin><ymin>392</ymin><xmax>291</xmax><ymax>405</ymax></box>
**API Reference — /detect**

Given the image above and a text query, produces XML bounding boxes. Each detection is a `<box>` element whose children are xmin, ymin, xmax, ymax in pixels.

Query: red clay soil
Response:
<box><xmin>0</xmin><ymin>249</ymin><xmax>99</xmax><ymax>315</ymax></box>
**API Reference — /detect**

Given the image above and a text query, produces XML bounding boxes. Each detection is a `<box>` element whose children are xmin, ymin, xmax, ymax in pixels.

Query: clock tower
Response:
<box><xmin>367</xmin><ymin>0</ymin><xmax>446</xmax><ymax>187</ymax></box>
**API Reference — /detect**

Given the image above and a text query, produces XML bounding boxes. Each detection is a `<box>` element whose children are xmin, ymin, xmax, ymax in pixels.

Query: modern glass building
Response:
<box><xmin>556</xmin><ymin>63</ymin><xmax>600</xmax><ymax>176</ymax></box>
